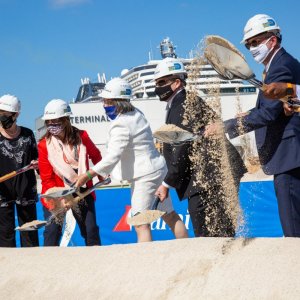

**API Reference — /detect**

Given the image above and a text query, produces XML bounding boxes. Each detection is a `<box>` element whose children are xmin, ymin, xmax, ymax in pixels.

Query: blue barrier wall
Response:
<box><xmin>16</xmin><ymin>180</ymin><xmax>283</xmax><ymax>247</ymax></box>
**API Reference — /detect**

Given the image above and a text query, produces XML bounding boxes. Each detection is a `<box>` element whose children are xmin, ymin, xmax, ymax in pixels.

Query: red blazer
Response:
<box><xmin>38</xmin><ymin>130</ymin><xmax>102</xmax><ymax>209</ymax></box>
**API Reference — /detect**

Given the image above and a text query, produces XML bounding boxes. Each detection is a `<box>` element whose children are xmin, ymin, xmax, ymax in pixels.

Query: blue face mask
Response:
<box><xmin>104</xmin><ymin>106</ymin><xmax>117</xmax><ymax>120</ymax></box>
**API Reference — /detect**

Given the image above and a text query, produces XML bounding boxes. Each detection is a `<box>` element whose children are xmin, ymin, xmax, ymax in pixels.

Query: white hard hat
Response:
<box><xmin>241</xmin><ymin>14</ymin><xmax>281</xmax><ymax>43</ymax></box>
<box><xmin>42</xmin><ymin>99</ymin><xmax>72</xmax><ymax>120</ymax></box>
<box><xmin>0</xmin><ymin>94</ymin><xmax>21</xmax><ymax>113</ymax></box>
<box><xmin>153</xmin><ymin>58</ymin><xmax>187</xmax><ymax>80</ymax></box>
<box><xmin>100</xmin><ymin>78</ymin><xmax>132</xmax><ymax>100</ymax></box>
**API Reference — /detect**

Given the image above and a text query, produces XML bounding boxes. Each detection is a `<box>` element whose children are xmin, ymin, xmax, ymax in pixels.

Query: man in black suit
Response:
<box><xmin>206</xmin><ymin>14</ymin><xmax>300</xmax><ymax>237</ymax></box>
<box><xmin>154</xmin><ymin>58</ymin><xmax>246</xmax><ymax>237</ymax></box>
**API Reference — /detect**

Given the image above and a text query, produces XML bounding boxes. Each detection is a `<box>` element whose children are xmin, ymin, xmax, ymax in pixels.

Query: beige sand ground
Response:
<box><xmin>0</xmin><ymin>238</ymin><xmax>299</xmax><ymax>300</ymax></box>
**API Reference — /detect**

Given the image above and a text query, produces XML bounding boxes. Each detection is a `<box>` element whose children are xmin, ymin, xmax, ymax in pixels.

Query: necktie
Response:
<box><xmin>262</xmin><ymin>70</ymin><xmax>267</xmax><ymax>83</ymax></box>
<box><xmin>165</xmin><ymin>103</ymin><xmax>171</xmax><ymax>123</ymax></box>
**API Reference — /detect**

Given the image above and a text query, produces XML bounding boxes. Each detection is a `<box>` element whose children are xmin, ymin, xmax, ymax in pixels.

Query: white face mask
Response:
<box><xmin>249</xmin><ymin>37</ymin><xmax>273</xmax><ymax>64</ymax></box>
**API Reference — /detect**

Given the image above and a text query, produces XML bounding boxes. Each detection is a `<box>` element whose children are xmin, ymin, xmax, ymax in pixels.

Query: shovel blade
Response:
<box><xmin>15</xmin><ymin>220</ymin><xmax>48</xmax><ymax>231</ymax></box>
<box><xmin>153</xmin><ymin>130</ymin><xmax>197</xmax><ymax>144</ymax></box>
<box><xmin>204</xmin><ymin>43</ymin><xmax>254</xmax><ymax>81</ymax></box>
<box><xmin>41</xmin><ymin>187</ymin><xmax>77</xmax><ymax>199</ymax></box>
<box><xmin>127</xmin><ymin>210</ymin><xmax>166</xmax><ymax>226</ymax></box>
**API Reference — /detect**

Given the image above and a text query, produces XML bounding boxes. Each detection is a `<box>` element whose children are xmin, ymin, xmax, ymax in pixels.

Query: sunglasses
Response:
<box><xmin>245</xmin><ymin>34</ymin><xmax>273</xmax><ymax>50</ymax></box>
<box><xmin>155</xmin><ymin>78</ymin><xmax>177</xmax><ymax>87</ymax></box>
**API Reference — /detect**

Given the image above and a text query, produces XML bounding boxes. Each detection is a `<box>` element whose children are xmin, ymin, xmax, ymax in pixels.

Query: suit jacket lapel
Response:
<box><xmin>166</xmin><ymin>90</ymin><xmax>186</xmax><ymax>123</ymax></box>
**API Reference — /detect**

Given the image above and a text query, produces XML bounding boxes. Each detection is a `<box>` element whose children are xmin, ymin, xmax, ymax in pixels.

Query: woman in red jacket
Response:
<box><xmin>38</xmin><ymin>99</ymin><xmax>102</xmax><ymax>246</ymax></box>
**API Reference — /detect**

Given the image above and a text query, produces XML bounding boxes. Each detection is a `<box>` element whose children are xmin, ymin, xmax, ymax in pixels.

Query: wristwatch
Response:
<box><xmin>286</xmin><ymin>83</ymin><xmax>294</xmax><ymax>97</ymax></box>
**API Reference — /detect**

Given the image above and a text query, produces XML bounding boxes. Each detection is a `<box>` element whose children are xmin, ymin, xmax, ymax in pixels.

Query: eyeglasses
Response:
<box><xmin>155</xmin><ymin>78</ymin><xmax>177</xmax><ymax>87</ymax></box>
<box><xmin>245</xmin><ymin>34</ymin><xmax>273</xmax><ymax>50</ymax></box>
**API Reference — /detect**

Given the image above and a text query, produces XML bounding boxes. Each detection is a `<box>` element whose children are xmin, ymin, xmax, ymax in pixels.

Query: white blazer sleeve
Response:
<box><xmin>92</xmin><ymin>121</ymin><xmax>129</xmax><ymax>176</ymax></box>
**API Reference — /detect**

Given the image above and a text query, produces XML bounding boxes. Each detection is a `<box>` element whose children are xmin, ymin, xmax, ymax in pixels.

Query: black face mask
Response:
<box><xmin>0</xmin><ymin>114</ymin><xmax>15</xmax><ymax>130</ymax></box>
<box><xmin>155</xmin><ymin>84</ymin><xmax>174</xmax><ymax>102</ymax></box>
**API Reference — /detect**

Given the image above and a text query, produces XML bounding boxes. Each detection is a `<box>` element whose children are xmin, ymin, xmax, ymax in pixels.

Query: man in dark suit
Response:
<box><xmin>206</xmin><ymin>14</ymin><xmax>300</xmax><ymax>237</ymax></box>
<box><xmin>154</xmin><ymin>58</ymin><xmax>246</xmax><ymax>237</ymax></box>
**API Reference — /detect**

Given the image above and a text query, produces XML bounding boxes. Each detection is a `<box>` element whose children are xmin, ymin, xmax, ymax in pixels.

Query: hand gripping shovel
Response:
<box><xmin>0</xmin><ymin>162</ymin><xmax>36</xmax><ymax>183</ymax></box>
<box><xmin>153</xmin><ymin>124</ymin><xmax>204</xmax><ymax>145</ymax></box>
<box><xmin>40</xmin><ymin>177</ymin><xmax>111</xmax><ymax>199</ymax></box>
<box><xmin>15</xmin><ymin>177</ymin><xmax>111</xmax><ymax>231</ymax></box>
<box><xmin>203</xmin><ymin>35</ymin><xmax>300</xmax><ymax>111</ymax></box>
<box><xmin>127</xmin><ymin>197</ymin><xmax>166</xmax><ymax>226</ymax></box>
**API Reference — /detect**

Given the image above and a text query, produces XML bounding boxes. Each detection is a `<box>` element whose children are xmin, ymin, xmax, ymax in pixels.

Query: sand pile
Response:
<box><xmin>0</xmin><ymin>238</ymin><xmax>299</xmax><ymax>299</ymax></box>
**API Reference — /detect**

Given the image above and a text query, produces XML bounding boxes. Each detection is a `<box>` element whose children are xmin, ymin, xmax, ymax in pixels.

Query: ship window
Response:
<box><xmin>146</xmin><ymin>92</ymin><xmax>157</xmax><ymax>98</ymax></box>
<box><xmin>121</xmin><ymin>65</ymin><xmax>157</xmax><ymax>78</ymax></box>
<box><xmin>134</xmin><ymin>92</ymin><xmax>144</xmax><ymax>98</ymax></box>
<box><xmin>201</xmin><ymin>87</ymin><xmax>256</xmax><ymax>94</ymax></box>
<box><xmin>140</xmin><ymin>71</ymin><xmax>154</xmax><ymax>77</ymax></box>
<box><xmin>131</xmin><ymin>80</ymin><xmax>142</xmax><ymax>88</ymax></box>
<box><xmin>91</xmin><ymin>83</ymin><xmax>105</xmax><ymax>96</ymax></box>
<box><xmin>75</xmin><ymin>85</ymin><xmax>89</xmax><ymax>102</ymax></box>
<box><xmin>145</xmin><ymin>85</ymin><xmax>155</xmax><ymax>89</ymax></box>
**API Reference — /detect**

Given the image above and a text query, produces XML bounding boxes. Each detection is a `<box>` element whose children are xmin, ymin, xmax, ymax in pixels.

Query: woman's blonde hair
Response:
<box><xmin>111</xmin><ymin>99</ymin><xmax>135</xmax><ymax>114</ymax></box>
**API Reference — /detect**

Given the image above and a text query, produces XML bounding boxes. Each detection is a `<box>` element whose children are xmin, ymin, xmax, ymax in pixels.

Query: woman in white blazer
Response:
<box><xmin>76</xmin><ymin>78</ymin><xmax>188</xmax><ymax>242</ymax></box>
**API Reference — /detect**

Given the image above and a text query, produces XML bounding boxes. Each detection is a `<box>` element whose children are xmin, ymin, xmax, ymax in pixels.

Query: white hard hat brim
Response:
<box><xmin>0</xmin><ymin>104</ymin><xmax>17</xmax><ymax>112</ymax></box>
<box><xmin>42</xmin><ymin>112</ymin><xmax>72</xmax><ymax>121</ymax></box>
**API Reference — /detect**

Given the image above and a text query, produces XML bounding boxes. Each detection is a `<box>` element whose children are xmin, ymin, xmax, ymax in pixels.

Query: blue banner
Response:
<box><xmin>16</xmin><ymin>180</ymin><xmax>283</xmax><ymax>247</ymax></box>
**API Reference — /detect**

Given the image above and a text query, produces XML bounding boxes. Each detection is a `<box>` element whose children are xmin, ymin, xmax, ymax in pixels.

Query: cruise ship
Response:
<box><xmin>35</xmin><ymin>37</ymin><xmax>258</xmax><ymax>157</ymax></box>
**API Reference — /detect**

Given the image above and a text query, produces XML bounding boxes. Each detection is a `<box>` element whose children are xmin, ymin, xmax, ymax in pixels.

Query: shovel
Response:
<box><xmin>127</xmin><ymin>197</ymin><xmax>166</xmax><ymax>226</ymax></box>
<box><xmin>15</xmin><ymin>177</ymin><xmax>111</xmax><ymax>231</ymax></box>
<box><xmin>0</xmin><ymin>162</ymin><xmax>36</xmax><ymax>183</ymax></box>
<box><xmin>153</xmin><ymin>124</ymin><xmax>204</xmax><ymax>145</ymax></box>
<box><xmin>15</xmin><ymin>209</ymin><xmax>64</xmax><ymax>231</ymax></box>
<box><xmin>203</xmin><ymin>37</ymin><xmax>300</xmax><ymax>110</ymax></box>
<box><xmin>41</xmin><ymin>177</ymin><xmax>111</xmax><ymax>199</ymax></box>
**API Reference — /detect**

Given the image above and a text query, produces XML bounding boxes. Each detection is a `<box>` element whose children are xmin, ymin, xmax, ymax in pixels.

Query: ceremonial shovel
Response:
<box><xmin>127</xmin><ymin>197</ymin><xmax>166</xmax><ymax>226</ymax></box>
<box><xmin>15</xmin><ymin>177</ymin><xmax>111</xmax><ymax>231</ymax></box>
<box><xmin>204</xmin><ymin>35</ymin><xmax>300</xmax><ymax>110</ymax></box>
<box><xmin>40</xmin><ymin>177</ymin><xmax>111</xmax><ymax>199</ymax></box>
<box><xmin>0</xmin><ymin>162</ymin><xmax>36</xmax><ymax>183</ymax></box>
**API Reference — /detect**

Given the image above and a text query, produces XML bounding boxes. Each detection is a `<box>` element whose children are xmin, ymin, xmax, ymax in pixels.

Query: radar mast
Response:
<box><xmin>159</xmin><ymin>37</ymin><xmax>177</xmax><ymax>59</ymax></box>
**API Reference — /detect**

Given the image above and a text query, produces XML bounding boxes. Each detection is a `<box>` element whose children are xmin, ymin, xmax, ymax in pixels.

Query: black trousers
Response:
<box><xmin>188</xmin><ymin>189</ymin><xmax>236</xmax><ymax>238</ymax></box>
<box><xmin>274</xmin><ymin>167</ymin><xmax>300</xmax><ymax>237</ymax></box>
<box><xmin>0</xmin><ymin>203</ymin><xmax>39</xmax><ymax>247</ymax></box>
<box><xmin>43</xmin><ymin>194</ymin><xmax>101</xmax><ymax>246</ymax></box>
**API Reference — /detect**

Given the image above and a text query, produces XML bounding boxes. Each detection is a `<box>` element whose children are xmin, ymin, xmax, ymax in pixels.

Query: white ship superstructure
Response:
<box><xmin>120</xmin><ymin>37</ymin><xmax>258</xmax><ymax>155</ymax></box>
<box><xmin>35</xmin><ymin>37</ymin><xmax>258</xmax><ymax>158</ymax></box>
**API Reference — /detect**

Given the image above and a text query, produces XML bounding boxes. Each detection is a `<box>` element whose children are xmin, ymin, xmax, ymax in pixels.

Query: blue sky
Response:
<box><xmin>1</xmin><ymin>0</ymin><xmax>300</xmax><ymax>130</ymax></box>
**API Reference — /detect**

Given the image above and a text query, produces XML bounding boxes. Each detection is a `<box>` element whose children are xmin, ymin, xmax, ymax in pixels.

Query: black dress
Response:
<box><xmin>0</xmin><ymin>127</ymin><xmax>39</xmax><ymax>247</ymax></box>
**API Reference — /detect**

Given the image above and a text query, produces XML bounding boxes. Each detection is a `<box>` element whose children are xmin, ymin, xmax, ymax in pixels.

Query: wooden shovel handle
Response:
<box><xmin>0</xmin><ymin>163</ymin><xmax>34</xmax><ymax>183</ymax></box>
<box><xmin>0</xmin><ymin>171</ymin><xmax>17</xmax><ymax>183</ymax></box>
<box><xmin>64</xmin><ymin>185</ymin><xmax>97</xmax><ymax>205</ymax></box>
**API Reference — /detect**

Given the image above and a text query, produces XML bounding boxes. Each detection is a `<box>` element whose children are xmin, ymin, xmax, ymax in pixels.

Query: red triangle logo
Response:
<box><xmin>113</xmin><ymin>205</ymin><xmax>132</xmax><ymax>232</ymax></box>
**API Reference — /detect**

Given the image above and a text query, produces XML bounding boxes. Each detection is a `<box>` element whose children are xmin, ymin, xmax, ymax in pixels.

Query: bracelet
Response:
<box><xmin>86</xmin><ymin>170</ymin><xmax>93</xmax><ymax>180</ymax></box>
<box><xmin>286</xmin><ymin>83</ymin><xmax>294</xmax><ymax>97</ymax></box>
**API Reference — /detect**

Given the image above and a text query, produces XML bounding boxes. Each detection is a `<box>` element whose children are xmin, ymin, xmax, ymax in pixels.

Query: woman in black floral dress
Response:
<box><xmin>0</xmin><ymin>94</ymin><xmax>39</xmax><ymax>247</ymax></box>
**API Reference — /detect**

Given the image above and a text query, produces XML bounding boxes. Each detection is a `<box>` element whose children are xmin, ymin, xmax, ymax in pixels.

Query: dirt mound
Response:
<box><xmin>0</xmin><ymin>238</ymin><xmax>299</xmax><ymax>299</ymax></box>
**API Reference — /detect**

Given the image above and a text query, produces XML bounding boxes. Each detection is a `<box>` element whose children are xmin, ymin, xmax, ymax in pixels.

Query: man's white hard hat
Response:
<box><xmin>0</xmin><ymin>94</ymin><xmax>21</xmax><ymax>113</ymax></box>
<box><xmin>42</xmin><ymin>99</ymin><xmax>72</xmax><ymax>120</ymax></box>
<box><xmin>153</xmin><ymin>58</ymin><xmax>187</xmax><ymax>81</ymax></box>
<box><xmin>241</xmin><ymin>14</ymin><xmax>281</xmax><ymax>44</ymax></box>
<box><xmin>99</xmin><ymin>78</ymin><xmax>132</xmax><ymax>100</ymax></box>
